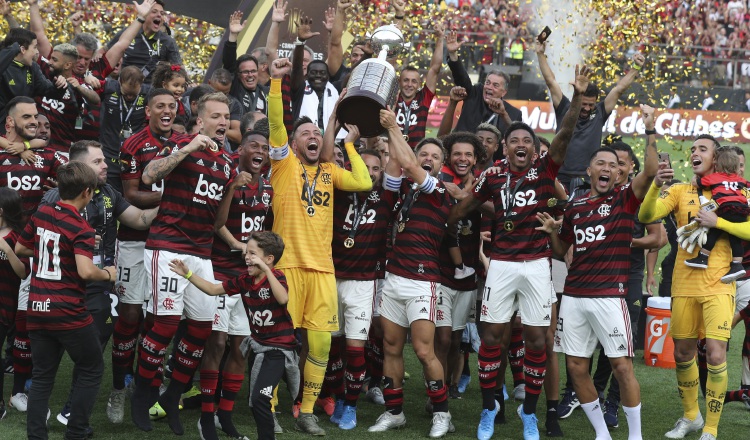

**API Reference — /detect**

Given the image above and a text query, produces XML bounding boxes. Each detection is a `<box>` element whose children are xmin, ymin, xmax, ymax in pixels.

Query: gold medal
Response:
<box><xmin>307</xmin><ymin>206</ymin><xmax>316</xmax><ymax>217</ymax></box>
<box><xmin>344</xmin><ymin>237</ymin><xmax>355</xmax><ymax>248</ymax></box>
<box><xmin>461</xmin><ymin>225</ymin><xmax>471</xmax><ymax>235</ymax></box>
<box><xmin>503</xmin><ymin>220</ymin><xmax>514</xmax><ymax>232</ymax></box>
<box><xmin>403</xmin><ymin>134</ymin><xmax>410</xmax><ymax>142</ymax></box>
<box><xmin>547</xmin><ymin>197</ymin><xmax>557</xmax><ymax>208</ymax></box>
<box><xmin>397</xmin><ymin>222</ymin><xmax>405</xmax><ymax>232</ymax></box>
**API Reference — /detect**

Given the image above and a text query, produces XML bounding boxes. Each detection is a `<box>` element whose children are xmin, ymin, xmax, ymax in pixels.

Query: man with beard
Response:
<box><xmin>105</xmin><ymin>88</ymin><xmax>192</xmax><ymax>424</ymax></box>
<box><xmin>448</xmin><ymin>65</ymin><xmax>589</xmax><ymax>440</ymax></box>
<box><xmin>367</xmin><ymin>111</ymin><xmax>454</xmax><ymax>436</ymax></box>
<box><xmin>267</xmin><ymin>58</ymin><xmax>372</xmax><ymax>435</ymax></box>
<box><xmin>325</xmin><ymin>146</ymin><xmax>392</xmax><ymax>430</ymax></box>
<box><xmin>445</xmin><ymin>31</ymin><xmax>521</xmax><ymax>135</ymax></box>
<box><xmin>105</xmin><ymin>0</ymin><xmax>181</xmax><ymax>83</ymax></box>
<box><xmin>535</xmin><ymin>40</ymin><xmax>644</xmax><ymax>193</ymax></box>
<box><xmin>40</xmin><ymin>140</ymin><xmax>158</xmax><ymax>430</ymax></box>
<box><xmin>639</xmin><ymin>136</ymin><xmax>743</xmax><ymax>440</ymax></box>
<box><xmin>393</xmin><ymin>24</ymin><xmax>444</xmax><ymax>149</ymax></box>
<box><xmin>28</xmin><ymin>0</ymin><xmax>156</xmax><ymax>142</ymax></box>
<box><xmin>130</xmin><ymin>93</ymin><xmax>236</xmax><ymax>434</ymax></box>
<box><xmin>0</xmin><ymin>98</ymin><xmax>67</xmax><ymax>415</ymax></box>
<box><xmin>434</xmin><ymin>132</ymin><xmax>485</xmax><ymax>400</ymax></box>
<box><xmin>35</xmin><ymin>43</ymin><xmax>99</xmax><ymax>152</ymax></box>
<box><xmin>537</xmin><ymin>105</ymin><xmax>659</xmax><ymax>440</ymax></box>
<box><xmin>100</xmin><ymin>66</ymin><xmax>150</xmax><ymax>191</ymax></box>
<box><xmin>197</xmin><ymin>130</ymin><xmax>273</xmax><ymax>440</ymax></box>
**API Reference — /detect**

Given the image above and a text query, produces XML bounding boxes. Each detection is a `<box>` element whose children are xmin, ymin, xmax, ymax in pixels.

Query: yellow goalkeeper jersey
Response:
<box><xmin>639</xmin><ymin>182</ymin><xmax>734</xmax><ymax>297</ymax></box>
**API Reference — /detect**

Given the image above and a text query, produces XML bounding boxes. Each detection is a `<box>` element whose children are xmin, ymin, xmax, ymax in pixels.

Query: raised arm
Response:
<box><xmin>106</xmin><ymin>0</ymin><xmax>155</xmax><ymax>69</ymax></box>
<box><xmin>326</xmin><ymin>0</ymin><xmax>352</xmax><ymax>77</ymax></box>
<box><xmin>630</xmin><ymin>104</ymin><xmax>658</xmax><ymax>199</ymax></box>
<box><xmin>437</xmin><ymin>86</ymin><xmax>466</xmax><ymax>137</ymax></box>
<box><xmin>548</xmin><ymin>64</ymin><xmax>589</xmax><ymax>165</ymax></box>
<box><xmin>268</xmin><ymin>58</ymin><xmax>291</xmax><ymax>147</ymax></box>
<box><xmin>380</xmin><ymin>108</ymin><xmax>427</xmax><ymax>185</ymax></box>
<box><xmin>265</xmin><ymin>0</ymin><xmax>287</xmax><ymax>65</ymax></box>
<box><xmin>142</xmin><ymin>135</ymin><xmax>214</xmax><ymax>184</ymax></box>
<box><xmin>27</xmin><ymin>0</ymin><xmax>51</xmax><ymax>58</ymax></box>
<box><xmin>445</xmin><ymin>30</ymin><xmax>471</xmax><ymax>89</ymax></box>
<box><xmin>392</xmin><ymin>0</ymin><xmax>406</xmax><ymax>30</ymax></box>
<box><xmin>425</xmin><ymin>23</ymin><xmax>445</xmax><ymax>94</ymax></box>
<box><xmin>534</xmin><ymin>40</ymin><xmax>563</xmax><ymax>107</ymax></box>
<box><xmin>291</xmin><ymin>15</ymin><xmax>319</xmax><ymax>93</ymax></box>
<box><xmin>0</xmin><ymin>0</ymin><xmax>19</xmax><ymax>29</ymax></box>
<box><xmin>603</xmin><ymin>52</ymin><xmax>645</xmax><ymax>114</ymax></box>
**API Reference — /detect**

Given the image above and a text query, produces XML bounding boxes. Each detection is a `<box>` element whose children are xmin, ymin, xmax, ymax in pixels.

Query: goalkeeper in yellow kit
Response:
<box><xmin>639</xmin><ymin>135</ymin><xmax>748</xmax><ymax>440</ymax></box>
<box><xmin>266</xmin><ymin>58</ymin><xmax>372</xmax><ymax>435</ymax></box>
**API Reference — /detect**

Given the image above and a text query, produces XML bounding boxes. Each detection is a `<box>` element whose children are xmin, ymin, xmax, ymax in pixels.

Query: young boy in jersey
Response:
<box><xmin>169</xmin><ymin>231</ymin><xmax>298</xmax><ymax>440</ymax></box>
<box><xmin>685</xmin><ymin>147</ymin><xmax>749</xmax><ymax>283</ymax></box>
<box><xmin>14</xmin><ymin>162</ymin><xmax>117</xmax><ymax>440</ymax></box>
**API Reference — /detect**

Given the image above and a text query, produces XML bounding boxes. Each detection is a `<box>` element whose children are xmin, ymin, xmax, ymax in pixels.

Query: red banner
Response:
<box><xmin>427</xmin><ymin>98</ymin><xmax>750</xmax><ymax>142</ymax></box>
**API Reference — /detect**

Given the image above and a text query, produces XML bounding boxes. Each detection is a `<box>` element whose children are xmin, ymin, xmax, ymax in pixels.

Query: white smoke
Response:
<box><xmin>524</xmin><ymin>1</ymin><xmax>601</xmax><ymax>97</ymax></box>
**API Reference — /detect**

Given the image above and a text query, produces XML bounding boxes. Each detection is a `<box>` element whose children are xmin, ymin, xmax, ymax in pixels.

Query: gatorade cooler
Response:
<box><xmin>644</xmin><ymin>297</ymin><xmax>676</xmax><ymax>368</ymax></box>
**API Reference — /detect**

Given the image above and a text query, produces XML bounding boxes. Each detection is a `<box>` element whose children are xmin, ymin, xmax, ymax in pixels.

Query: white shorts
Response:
<box><xmin>212</xmin><ymin>294</ymin><xmax>251</xmax><ymax>336</ymax></box>
<box><xmin>436</xmin><ymin>286</ymin><xmax>476</xmax><ymax>331</ymax></box>
<box><xmin>551</xmin><ymin>258</ymin><xmax>567</xmax><ymax>295</ymax></box>
<box><xmin>380</xmin><ymin>272</ymin><xmax>438</xmax><ymax>328</ymax></box>
<box><xmin>145</xmin><ymin>249</ymin><xmax>216</xmax><ymax>321</ymax></box>
<box><xmin>735</xmin><ymin>278</ymin><xmax>750</xmax><ymax>314</ymax></box>
<box><xmin>373</xmin><ymin>278</ymin><xmax>384</xmax><ymax>318</ymax></box>
<box><xmin>554</xmin><ymin>295</ymin><xmax>634</xmax><ymax>358</ymax></box>
<box><xmin>115</xmin><ymin>240</ymin><xmax>148</xmax><ymax>305</ymax></box>
<box><xmin>17</xmin><ymin>271</ymin><xmax>31</xmax><ymax>311</ymax></box>
<box><xmin>481</xmin><ymin>258</ymin><xmax>553</xmax><ymax>326</ymax></box>
<box><xmin>334</xmin><ymin>279</ymin><xmax>376</xmax><ymax>340</ymax></box>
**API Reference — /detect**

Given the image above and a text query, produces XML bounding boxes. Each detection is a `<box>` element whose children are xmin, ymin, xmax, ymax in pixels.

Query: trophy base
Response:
<box><xmin>336</xmin><ymin>92</ymin><xmax>389</xmax><ymax>138</ymax></box>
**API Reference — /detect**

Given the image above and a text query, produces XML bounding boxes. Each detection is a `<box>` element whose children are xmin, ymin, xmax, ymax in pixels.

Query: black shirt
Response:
<box><xmin>100</xmin><ymin>79</ymin><xmax>151</xmax><ymax>167</ymax></box>
<box><xmin>107</xmin><ymin>29</ymin><xmax>182</xmax><ymax>83</ymax></box>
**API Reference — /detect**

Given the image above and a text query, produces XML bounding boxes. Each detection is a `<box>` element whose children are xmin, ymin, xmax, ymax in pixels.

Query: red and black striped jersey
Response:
<box><xmin>145</xmin><ymin>139</ymin><xmax>237</xmax><ymax>258</ymax></box>
<box><xmin>223</xmin><ymin>269</ymin><xmax>295</xmax><ymax>349</ymax></box>
<box><xmin>472</xmin><ymin>155</ymin><xmax>560</xmax><ymax>262</ymax></box>
<box><xmin>386</xmin><ymin>178</ymin><xmax>453</xmax><ymax>283</ymax></box>
<box><xmin>36</xmin><ymin>55</ymin><xmax>92</xmax><ymax>152</ymax></box>
<box><xmin>559</xmin><ymin>186</ymin><xmax>641</xmax><ymax>298</ymax></box>
<box><xmin>440</xmin><ymin>208</ymin><xmax>481</xmax><ymax>291</ymax></box>
<box><xmin>117</xmin><ymin>127</ymin><xmax>192</xmax><ymax>242</ymax></box>
<box><xmin>212</xmin><ymin>178</ymin><xmax>274</xmax><ymax>280</ymax></box>
<box><xmin>740</xmin><ymin>241</ymin><xmax>749</xmax><ymax>282</ymax></box>
<box><xmin>0</xmin><ymin>231</ymin><xmax>30</xmax><ymax>326</ymax></box>
<box><xmin>332</xmin><ymin>187</ymin><xmax>395</xmax><ymax>281</ymax></box>
<box><xmin>77</xmin><ymin>56</ymin><xmax>115</xmax><ymax>141</ymax></box>
<box><xmin>697</xmin><ymin>172</ymin><xmax>749</xmax><ymax>207</ymax></box>
<box><xmin>0</xmin><ymin>146</ymin><xmax>67</xmax><ymax>219</ymax></box>
<box><xmin>395</xmin><ymin>86</ymin><xmax>435</xmax><ymax>149</ymax></box>
<box><xmin>18</xmin><ymin>202</ymin><xmax>95</xmax><ymax>331</ymax></box>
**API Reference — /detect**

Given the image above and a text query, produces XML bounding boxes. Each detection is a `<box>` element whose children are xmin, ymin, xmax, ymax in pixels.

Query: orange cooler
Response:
<box><xmin>644</xmin><ymin>297</ymin><xmax>676</xmax><ymax>369</ymax></box>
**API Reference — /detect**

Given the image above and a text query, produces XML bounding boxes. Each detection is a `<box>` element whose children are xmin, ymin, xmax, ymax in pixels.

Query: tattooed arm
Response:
<box><xmin>142</xmin><ymin>135</ymin><xmax>214</xmax><ymax>185</ymax></box>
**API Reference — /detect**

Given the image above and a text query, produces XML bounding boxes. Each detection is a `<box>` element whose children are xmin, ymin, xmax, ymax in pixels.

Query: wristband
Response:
<box><xmin>103</xmin><ymin>268</ymin><xmax>111</xmax><ymax>282</ymax></box>
<box><xmin>631</xmin><ymin>63</ymin><xmax>642</xmax><ymax>71</ymax></box>
<box><xmin>185</xmin><ymin>270</ymin><xmax>193</xmax><ymax>280</ymax></box>
<box><xmin>294</xmin><ymin>37</ymin><xmax>305</xmax><ymax>46</ymax></box>
<box><xmin>644</xmin><ymin>129</ymin><xmax>656</xmax><ymax>135</ymax></box>
<box><xmin>24</xmin><ymin>141</ymin><xmax>31</xmax><ymax>150</ymax></box>
<box><xmin>136</xmin><ymin>16</ymin><xmax>146</xmax><ymax>23</ymax></box>
<box><xmin>395</xmin><ymin>15</ymin><xmax>404</xmax><ymax>20</ymax></box>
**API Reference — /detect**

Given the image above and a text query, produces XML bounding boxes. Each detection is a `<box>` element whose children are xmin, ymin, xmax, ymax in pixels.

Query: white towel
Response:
<box><xmin>298</xmin><ymin>81</ymin><xmax>338</xmax><ymax>133</ymax></box>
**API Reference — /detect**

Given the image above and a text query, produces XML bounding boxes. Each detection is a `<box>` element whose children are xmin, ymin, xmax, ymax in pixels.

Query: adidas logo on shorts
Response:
<box><xmin>359</xmin><ymin>328</ymin><xmax>367</xmax><ymax>334</ymax></box>
<box><xmin>419</xmin><ymin>307</ymin><xmax>427</xmax><ymax>314</ymax></box>
<box><xmin>260</xmin><ymin>385</ymin><xmax>273</xmax><ymax>398</ymax></box>
<box><xmin>618</xmin><ymin>344</ymin><xmax>626</xmax><ymax>351</ymax></box>
<box><xmin>543</xmin><ymin>315</ymin><xmax>550</xmax><ymax>320</ymax></box>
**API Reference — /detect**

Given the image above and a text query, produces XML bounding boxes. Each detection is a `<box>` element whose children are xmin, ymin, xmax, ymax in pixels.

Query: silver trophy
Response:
<box><xmin>336</xmin><ymin>25</ymin><xmax>408</xmax><ymax>137</ymax></box>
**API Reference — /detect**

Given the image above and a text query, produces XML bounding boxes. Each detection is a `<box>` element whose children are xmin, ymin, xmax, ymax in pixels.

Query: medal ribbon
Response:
<box><xmin>347</xmin><ymin>192</ymin><xmax>370</xmax><ymax>241</ymax></box>
<box><xmin>392</xmin><ymin>182</ymin><xmax>419</xmax><ymax>245</ymax></box>
<box><xmin>301</xmin><ymin>164</ymin><xmax>322</xmax><ymax>213</ymax></box>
